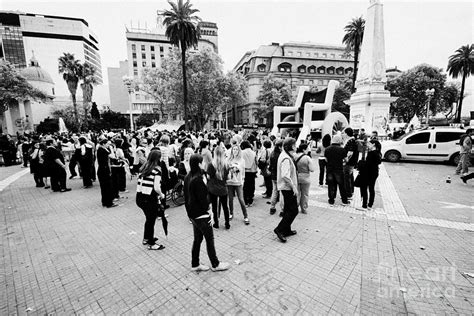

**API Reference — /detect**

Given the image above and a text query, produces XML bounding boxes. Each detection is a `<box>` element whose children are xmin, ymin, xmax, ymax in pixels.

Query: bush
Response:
<box><xmin>36</xmin><ymin>117</ymin><xmax>59</xmax><ymax>134</ymax></box>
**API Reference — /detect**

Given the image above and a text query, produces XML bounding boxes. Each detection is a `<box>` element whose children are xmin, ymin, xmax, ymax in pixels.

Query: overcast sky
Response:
<box><xmin>2</xmin><ymin>0</ymin><xmax>473</xmax><ymax>111</ymax></box>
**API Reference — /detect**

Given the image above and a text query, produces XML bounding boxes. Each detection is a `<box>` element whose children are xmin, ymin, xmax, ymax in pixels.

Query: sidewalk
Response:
<box><xmin>0</xmin><ymin>161</ymin><xmax>473</xmax><ymax>314</ymax></box>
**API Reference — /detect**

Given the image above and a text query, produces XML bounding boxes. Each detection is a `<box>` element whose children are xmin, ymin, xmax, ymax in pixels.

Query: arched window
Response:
<box><xmin>297</xmin><ymin>65</ymin><xmax>306</xmax><ymax>73</ymax></box>
<box><xmin>308</xmin><ymin>66</ymin><xmax>316</xmax><ymax>73</ymax></box>
<box><xmin>317</xmin><ymin>66</ymin><xmax>326</xmax><ymax>74</ymax></box>
<box><xmin>257</xmin><ymin>64</ymin><xmax>266</xmax><ymax>72</ymax></box>
<box><xmin>278</xmin><ymin>62</ymin><xmax>292</xmax><ymax>72</ymax></box>
<box><xmin>327</xmin><ymin>66</ymin><xmax>335</xmax><ymax>74</ymax></box>
<box><xmin>345</xmin><ymin>67</ymin><xmax>353</xmax><ymax>75</ymax></box>
<box><xmin>336</xmin><ymin>67</ymin><xmax>344</xmax><ymax>75</ymax></box>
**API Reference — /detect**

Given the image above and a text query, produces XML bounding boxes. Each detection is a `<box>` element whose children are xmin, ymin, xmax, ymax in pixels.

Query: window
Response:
<box><xmin>331</xmin><ymin>54</ymin><xmax>335</xmax><ymax>58</ymax></box>
<box><xmin>133</xmin><ymin>69</ymin><xmax>138</xmax><ymax>76</ymax></box>
<box><xmin>133</xmin><ymin>61</ymin><xmax>137</xmax><ymax>67</ymax></box>
<box><xmin>257</xmin><ymin>64</ymin><xmax>266</xmax><ymax>72</ymax></box>
<box><xmin>287</xmin><ymin>51</ymin><xmax>293</xmax><ymax>56</ymax></box>
<box><xmin>306</xmin><ymin>52</ymin><xmax>310</xmax><ymax>57</ymax></box>
<box><xmin>141</xmin><ymin>45</ymin><xmax>145</xmax><ymax>51</ymax></box>
<box><xmin>318</xmin><ymin>80</ymin><xmax>323</xmax><ymax>85</ymax></box>
<box><xmin>135</xmin><ymin>93</ymin><xmax>141</xmax><ymax>100</ymax></box>
<box><xmin>151</xmin><ymin>46</ymin><xmax>155</xmax><ymax>52</ymax></box>
<box><xmin>308</xmin><ymin>66</ymin><xmax>316</xmax><ymax>73</ymax></box>
<box><xmin>314</xmin><ymin>52</ymin><xmax>319</xmax><ymax>57</ymax></box>
<box><xmin>435</xmin><ymin>132</ymin><xmax>464</xmax><ymax>143</ymax></box>
<box><xmin>345</xmin><ymin>68</ymin><xmax>353</xmax><ymax>74</ymax></box>
<box><xmin>317</xmin><ymin>66</ymin><xmax>326</xmax><ymax>74</ymax></box>
<box><xmin>309</xmin><ymin>80</ymin><xmax>314</xmax><ymax>84</ymax></box>
<box><xmin>160</xmin><ymin>46</ymin><xmax>164</xmax><ymax>52</ymax></box>
<box><xmin>297</xmin><ymin>65</ymin><xmax>306</xmax><ymax>73</ymax></box>
<box><xmin>132</xmin><ymin>44</ymin><xmax>136</xmax><ymax>51</ymax></box>
<box><xmin>299</xmin><ymin>80</ymin><xmax>304</xmax><ymax>84</ymax></box>
<box><xmin>278</xmin><ymin>62</ymin><xmax>292</xmax><ymax>72</ymax></box>
<box><xmin>132</xmin><ymin>53</ymin><xmax>137</xmax><ymax>59</ymax></box>
<box><xmin>151</xmin><ymin>53</ymin><xmax>155</xmax><ymax>60</ymax></box>
<box><xmin>322</xmin><ymin>53</ymin><xmax>327</xmax><ymax>58</ymax></box>
<box><xmin>336</xmin><ymin>67</ymin><xmax>344</xmax><ymax>75</ymax></box>
<box><xmin>152</xmin><ymin>62</ymin><xmax>156</xmax><ymax>68</ymax></box>
<box><xmin>297</xmin><ymin>52</ymin><xmax>302</xmax><ymax>57</ymax></box>
<box><xmin>142</xmin><ymin>53</ymin><xmax>146</xmax><ymax>59</ymax></box>
<box><xmin>406</xmin><ymin>132</ymin><xmax>430</xmax><ymax>144</ymax></box>
<box><xmin>327</xmin><ymin>67</ymin><xmax>335</xmax><ymax>74</ymax></box>
<box><xmin>160</xmin><ymin>54</ymin><xmax>164</xmax><ymax>58</ymax></box>
<box><xmin>142</xmin><ymin>61</ymin><xmax>146</xmax><ymax>67</ymax></box>
<box><xmin>52</xmin><ymin>88</ymin><xmax>55</xmax><ymax>95</ymax></box>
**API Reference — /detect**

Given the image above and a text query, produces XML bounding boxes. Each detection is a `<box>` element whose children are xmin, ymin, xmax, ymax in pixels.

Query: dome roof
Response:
<box><xmin>20</xmin><ymin>56</ymin><xmax>54</xmax><ymax>84</ymax></box>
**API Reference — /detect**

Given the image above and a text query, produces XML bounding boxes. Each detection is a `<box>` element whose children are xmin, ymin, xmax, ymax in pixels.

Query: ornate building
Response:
<box><xmin>232</xmin><ymin>42</ymin><xmax>354</xmax><ymax>127</ymax></box>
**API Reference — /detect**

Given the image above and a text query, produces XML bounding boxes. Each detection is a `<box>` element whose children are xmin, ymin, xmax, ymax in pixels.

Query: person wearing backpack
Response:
<box><xmin>295</xmin><ymin>143</ymin><xmax>315</xmax><ymax>214</ymax></box>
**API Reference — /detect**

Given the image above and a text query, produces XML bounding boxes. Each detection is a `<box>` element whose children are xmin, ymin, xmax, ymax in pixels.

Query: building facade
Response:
<box><xmin>107</xmin><ymin>60</ymin><xmax>129</xmax><ymax>114</ymax></box>
<box><xmin>232</xmin><ymin>42</ymin><xmax>354</xmax><ymax>127</ymax></box>
<box><xmin>0</xmin><ymin>10</ymin><xmax>103</xmax><ymax>108</ymax></box>
<box><xmin>107</xmin><ymin>18</ymin><xmax>218</xmax><ymax>122</ymax></box>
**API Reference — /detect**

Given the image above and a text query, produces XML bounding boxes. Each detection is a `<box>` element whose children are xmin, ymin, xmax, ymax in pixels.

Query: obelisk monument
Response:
<box><xmin>345</xmin><ymin>0</ymin><xmax>397</xmax><ymax>135</ymax></box>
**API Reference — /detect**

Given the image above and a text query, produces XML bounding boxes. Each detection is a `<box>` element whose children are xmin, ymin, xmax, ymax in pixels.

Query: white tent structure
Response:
<box><xmin>138</xmin><ymin>121</ymin><xmax>183</xmax><ymax>132</ymax></box>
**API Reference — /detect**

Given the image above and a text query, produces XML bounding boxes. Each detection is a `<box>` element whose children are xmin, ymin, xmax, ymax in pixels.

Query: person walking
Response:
<box><xmin>295</xmin><ymin>143</ymin><xmax>315</xmax><ymax>214</ymax></box>
<box><xmin>273</xmin><ymin>138</ymin><xmax>299</xmax><ymax>243</ymax></box>
<box><xmin>269</xmin><ymin>139</ymin><xmax>283</xmax><ymax>215</ymax></box>
<box><xmin>184</xmin><ymin>154</ymin><xmax>230</xmax><ymax>272</ymax></box>
<box><xmin>357</xmin><ymin>139</ymin><xmax>382</xmax><ymax>209</ymax></box>
<box><xmin>325</xmin><ymin>135</ymin><xmax>349</xmax><ymax>206</ymax></box>
<box><xmin>96</xmin><ymin>136</ymin><xmax>118</xmax><ymax>208</ymax></box>
<box><xmin>455</xmin><ymin>128</ymin><xmax>473</xmax><ymax>176</ymax></box>
<box><xmin>226</xmin><ymin>145</ymin><xmax>249</xmax><ymax>225</ymax></box>
<box><xmin>259</xmin><ymin>140</ymin><xmax>273</xmax><ymax>198</ymax></box>
<box><xmin>316</xmin><ymin>134</ymin><xmax>332</xmax><ymax>186</ymax></box>
<box><xmin>207</xmin><ymin>146</ymin><xmax>231</xmax><ymax>229</ymax></box>
<box><xmin>241</xmin><ymin>140</ymin><xmax>257</xmax><ymax>207</ymax></box>
<box><xmin>136</xmin><ymin>150</ymin><xmax>166</xmax><ymax>250</ymax></box>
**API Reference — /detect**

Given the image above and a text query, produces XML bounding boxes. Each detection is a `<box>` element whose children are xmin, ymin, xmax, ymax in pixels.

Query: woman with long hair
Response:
<box><xmin>207</xmin><ymin>146</ymin><xmax>230</xmax><ymax>229</ymax></box>
<box><xmin>178</xmin><ymin>147</ymin><xmax>194</xmax><ymax>180</ymax></box>
<box><xmin>136</xmin><ymin>150</ymin><xmax>165</xmax><ymax>250</ymax></box>
<box><xmin>184</xmin><ymin>154</ymin><xmax>229</xmax><ymax>272</ymax></box>
<box><xmin>226</xmin><ymin>145</ymin><xmax>249</xmax><ymax>225</ymax></box>
<box><xmin>316</xmin><ymin>134</ymin><xmax>332</xmax><ymax>186</ymax></box>
<box><xmin>358</xmin><ymin>139</ymin><xmax>382</xmax><ymax>210</ymax></box>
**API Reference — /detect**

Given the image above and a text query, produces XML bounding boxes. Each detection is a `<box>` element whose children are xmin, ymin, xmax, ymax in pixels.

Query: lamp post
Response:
<box><xmin>122</xmin><ymin>76</ymin><xmax>135</xmax><ymax>131</ymax></box>
<box><xmin>425</xmin><ymin>88</ymin><xmax>435</xmax><ymax>126</ymax></box>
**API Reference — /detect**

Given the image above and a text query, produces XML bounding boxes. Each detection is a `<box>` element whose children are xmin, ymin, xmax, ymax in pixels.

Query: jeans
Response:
<box><xmin>327</xmin><ymin>170</ymin><xmax>347</xmax><ymax>204</ymax></box>
<box><xmin>209</xmin><ymin>193</ymin><xmax>230</xmax><ymax>226</ymax></box>
<box><xmin>136</xmin><ymin>193</ymin><xmax>159</xmax><ymax>245</ymax></box>
<box><xmin>298</xmin><ymin>182</ymin><xmax>310</xmax><ymax>212</ymax></box>
<box><xmin>360</xmin><ymin>173</ymin><xmax>378</xmax><ymax>208</ymax></box>
<box><xmin>191</xmin><ymin>217</ymin><xmax>220</xmax><ymax>268</ymax></box>
<box><xmin>243</xmin><ymin>172</ymin><xmax>256</xmax><ymax>204</ymax></box>
<box><xmin>276</xmin><ymin>190</ymin><xmax>298</xmax><ymax>234</ymax></box>
<box><xmin>343</xmin><ymin>164</ymin><xmax>355</xmax><ymax>197</ymax></box>
<box><xmin>270</xmin><ymin>180</ymin><xmax>280</xmax><ymax>209</ymax></box>
<box><xmin>227</xmin><ymin>185</ymin><xmax>248</xmax><ymax>218</ymax></box>
<box><xmin>318</xmin><ymin>159</ymin><xmax>326</xmax><ymax>185</ymax></box>
<box><xmin>455</xmin><ymin>153</ymin><xmax>469</xmax><ymax>175</ymax></box>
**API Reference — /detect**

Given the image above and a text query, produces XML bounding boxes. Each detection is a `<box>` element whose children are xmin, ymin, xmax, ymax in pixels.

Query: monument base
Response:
<box><xmin>346</xmin><ymin>88</ymin><xmax>397</xmax><ymax>136</ymax></box>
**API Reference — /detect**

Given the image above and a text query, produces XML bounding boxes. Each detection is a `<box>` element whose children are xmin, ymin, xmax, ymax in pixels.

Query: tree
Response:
<box><xmin>332</xmin><ymin>77</ymin><xmax>352</xmax><ymax>119</ymax></box>
<box><xmin>78</xmin><ymin>62</ymin><xmax>98</xmax><ymax>126</ymax></box>
<box><xmin>342</xmin><ymin>16</ymin><xmax>365</xmax><ymax>93</ymax></box>
<box><xmin>447</xmin><ymin>44</ymin><xmax>474</xmax><ymax>123</ymax></box>
<box><xmin>257</xmin><ymin>75</ymin><xmax>293</xmax><ymax>113</ymax></box>
<box><xmin>0</xmin><ymin>60</ymin><xmax>48</xmax><ymax>114</ymax></box>
<box><xmin>90</xmin><ymin>102</ymin><xmax>100</xmax><ymax>120</ymax></box>
<box><xmin>162</xmin><ymin>0</ymin><xmax>201</xmax><ymax>131</ymax></box>
<box><xmin>58</xmin><ymin>53</ymin><xmax>82</xmax><ymax>122</ymax></box>
<box><xmin>135</xmin><ymin>113</ymin><xmax>158</xmax><ymax>128</ymax></box>
<box><xmin>438</xmin><ymin>82</ymin><xmax>460</xmax><ymax>120</ymax></box>
<box><xmin>387</xmin><ymin>64</ymin><xmax>452</xmax><ymax>122</ymax></box>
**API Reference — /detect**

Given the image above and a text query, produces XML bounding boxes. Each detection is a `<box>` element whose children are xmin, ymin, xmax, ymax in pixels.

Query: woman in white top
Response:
<box><xmin>226</xmin><ymin>145</ymin><xmax>249</xmax><ymax>225</ymax></box>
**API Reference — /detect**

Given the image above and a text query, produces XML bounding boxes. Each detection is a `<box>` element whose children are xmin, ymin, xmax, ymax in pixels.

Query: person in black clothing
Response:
<box><xmin>324</xmin><ymin>134</ymin><xmax>348</xmax><ymax>205</ymax></box>
<box><xmin>184</xmin><ymin>154</ymin><xmax>230</xmax><ymax>272</ymax></box>
<box><xmin>68</xmin><ymin>136</ymin><xmax>81</xmax><ymax>179</ymax></box>
<box><xmin>342</xmin><ymin>127</ymin><xmax>359</xmax><ymax>199</ymax></box>
<box><xmin>21</xmin><ymin>137</ymin><xmax>30</xmax><ymax>167</ymax></box>
<box><xmin>96</xmin><ymin>137</ymin><xmax>118</xmax><ymax>208</ymax></box>
<box><xmin>269</xmin><ymin>139</ymin><xmax>283</xmax><ymax>214</ymax></box>
<box><xmin>358</xmin><ymin>139</ymin><xmax>382</xmax><ymax>209</ymax></box>
<box><xmin>260</xmin><ymin>140</ymin><xmax>273</xmax><ymax>198</ymax></box>
<box><xmin>78</xmin><ymin>136</ymin><xmax>94</xmax><ymax>188</ymax></box>
<box><xmin>43</xmin><ymin>139</ymin><xmax>71</xmax><ymax>192</ymax></box>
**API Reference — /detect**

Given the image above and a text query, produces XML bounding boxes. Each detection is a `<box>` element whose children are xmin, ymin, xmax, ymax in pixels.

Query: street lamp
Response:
<box><xmin>425</xmin><ymin>88</ymin><xmax>435</xmax><ymax>126</ymax></box>
<box><xmin>122</xmin><ymin>76</ymin><xmax>135</xmax><ymax>131</ymax></box>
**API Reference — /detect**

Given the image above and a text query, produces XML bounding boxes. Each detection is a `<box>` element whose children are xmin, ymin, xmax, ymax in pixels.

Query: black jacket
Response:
<box><xmin>324</xmin><ymin>144</ymin><xmax>347</xmax><ymax>173</ymax></box>
<box><xmin>184</xmin><ymin>172</ymin><xmax>210</xmax><ymax>219</ymax></box>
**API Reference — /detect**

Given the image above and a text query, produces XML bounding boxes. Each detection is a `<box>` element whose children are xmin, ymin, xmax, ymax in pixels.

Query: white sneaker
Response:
<box><xmin>211</xmin><ymin>262</ymin><xmax>230</xmax><ymax>272</ymax></box>
<box><xmin>191</xmin><ymin>264</ymin><xmax>210</xmax><ymax>272</ymax></box>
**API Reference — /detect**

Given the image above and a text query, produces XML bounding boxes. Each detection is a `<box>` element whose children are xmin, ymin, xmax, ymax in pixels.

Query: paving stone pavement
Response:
<box><xmin>0</xmin><ymin>161</ymin><xmax>473</xmax><ymax>315</ymax></box>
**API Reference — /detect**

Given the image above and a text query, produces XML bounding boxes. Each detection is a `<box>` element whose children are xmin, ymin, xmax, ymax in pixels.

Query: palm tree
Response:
<box><xmin>162</xmin><ymin>0</ymin><xmax>201</xmax><ymax>131</ymax></box>
<box><xmin>79</xmin><ymin>63</ymin><xmax>98</xmax><ymax>126</ymax></box>
<box><xmin>447</xmin><ymin>44</ymin><xmax>474</xmax><ymax>123</ymax></box>
<box><xmin>58</xmin><ymin>53</ymin><xmax>81</xmax><ymax>122</ymax></box>
<box><xmin>342</xmin><ymin>16</ymin><xmax>365</xmax><ymax>93</ymax></box>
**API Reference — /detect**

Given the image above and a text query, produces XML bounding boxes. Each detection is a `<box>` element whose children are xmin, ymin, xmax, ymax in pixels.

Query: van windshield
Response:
<box><xmin>393</xmin><ymin>130</ymin><xmax>416</xmax><ymax>141</ymax></box>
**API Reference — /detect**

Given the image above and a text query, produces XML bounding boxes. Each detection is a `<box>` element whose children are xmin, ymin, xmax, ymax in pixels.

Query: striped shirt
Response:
<box><xmin>136</xmin><ymin>167</ymin><xmax>161</xmax><ymax>195</ymax></box>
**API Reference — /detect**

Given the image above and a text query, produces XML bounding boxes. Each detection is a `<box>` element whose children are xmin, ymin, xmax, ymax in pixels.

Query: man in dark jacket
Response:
<box><xmin>324</xmin><ymin>134</ymin><xmax>348</xmax><ymax>205</ymax></box>
<box><xmin>342</xmin><ymin>127</ymin><xmax>359</xmax><ymax>199</ymax></box>
<box><xmin>43</xmin><ymin>138</ymin><xmax>71</xmax><ymax>192</ymax></box>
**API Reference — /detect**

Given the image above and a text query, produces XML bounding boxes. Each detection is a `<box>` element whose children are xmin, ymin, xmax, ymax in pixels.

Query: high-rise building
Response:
<box><xmin>232</xmin><ymin>42</ymin><xmax>354</xmax><ymax>127</ymax></box>
<box><xmin>107</xmin><ymin>18</ymin><xmax>218</xmax><ymax>119</ymax></box>
<box><xmin>0</xmin><ymin>10</ymin><xmax>103</xmax><ymax>105</ymax></box>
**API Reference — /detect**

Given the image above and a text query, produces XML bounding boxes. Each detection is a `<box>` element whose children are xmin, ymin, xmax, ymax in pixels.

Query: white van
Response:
<box><xmin>381</xmin><ymin>127</ymin><xmax>471</xmax><ymax>165</ymax></box>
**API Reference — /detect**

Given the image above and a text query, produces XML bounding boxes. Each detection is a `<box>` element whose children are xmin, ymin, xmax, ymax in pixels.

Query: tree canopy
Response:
<box><xmin>257</xmin><ymin>75</ymin><xmax>293</xmax><ymax>113</ymax></box>
<box><xmin>0</xmin><ymin>60</ymin><xmax>48</xmax><ymax>114</ymax></box>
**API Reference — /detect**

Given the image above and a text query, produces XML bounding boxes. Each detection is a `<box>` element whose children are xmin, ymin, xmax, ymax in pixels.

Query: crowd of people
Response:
<box><xmin>3</xmin><ymin>127</ymin><xmax>384</xmax><ymax>271</ymax></box>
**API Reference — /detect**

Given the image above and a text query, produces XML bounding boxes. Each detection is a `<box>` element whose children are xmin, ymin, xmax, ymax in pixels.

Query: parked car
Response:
<box><xmin>381</xmin><ymin>127</ymin><xmax>473</xmax><ymax>165</ymax></box>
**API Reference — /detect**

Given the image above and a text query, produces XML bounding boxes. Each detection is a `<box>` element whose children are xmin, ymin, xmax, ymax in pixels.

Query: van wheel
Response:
<box><xmin>385</xmin><ymin>150</ymin><xmax>401</xmax><ymax>162</ymax></box>
<box><xmin>450</xmin><ymin>153</ymin><xmax>460</xmax><ymax>166</ymax></box>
